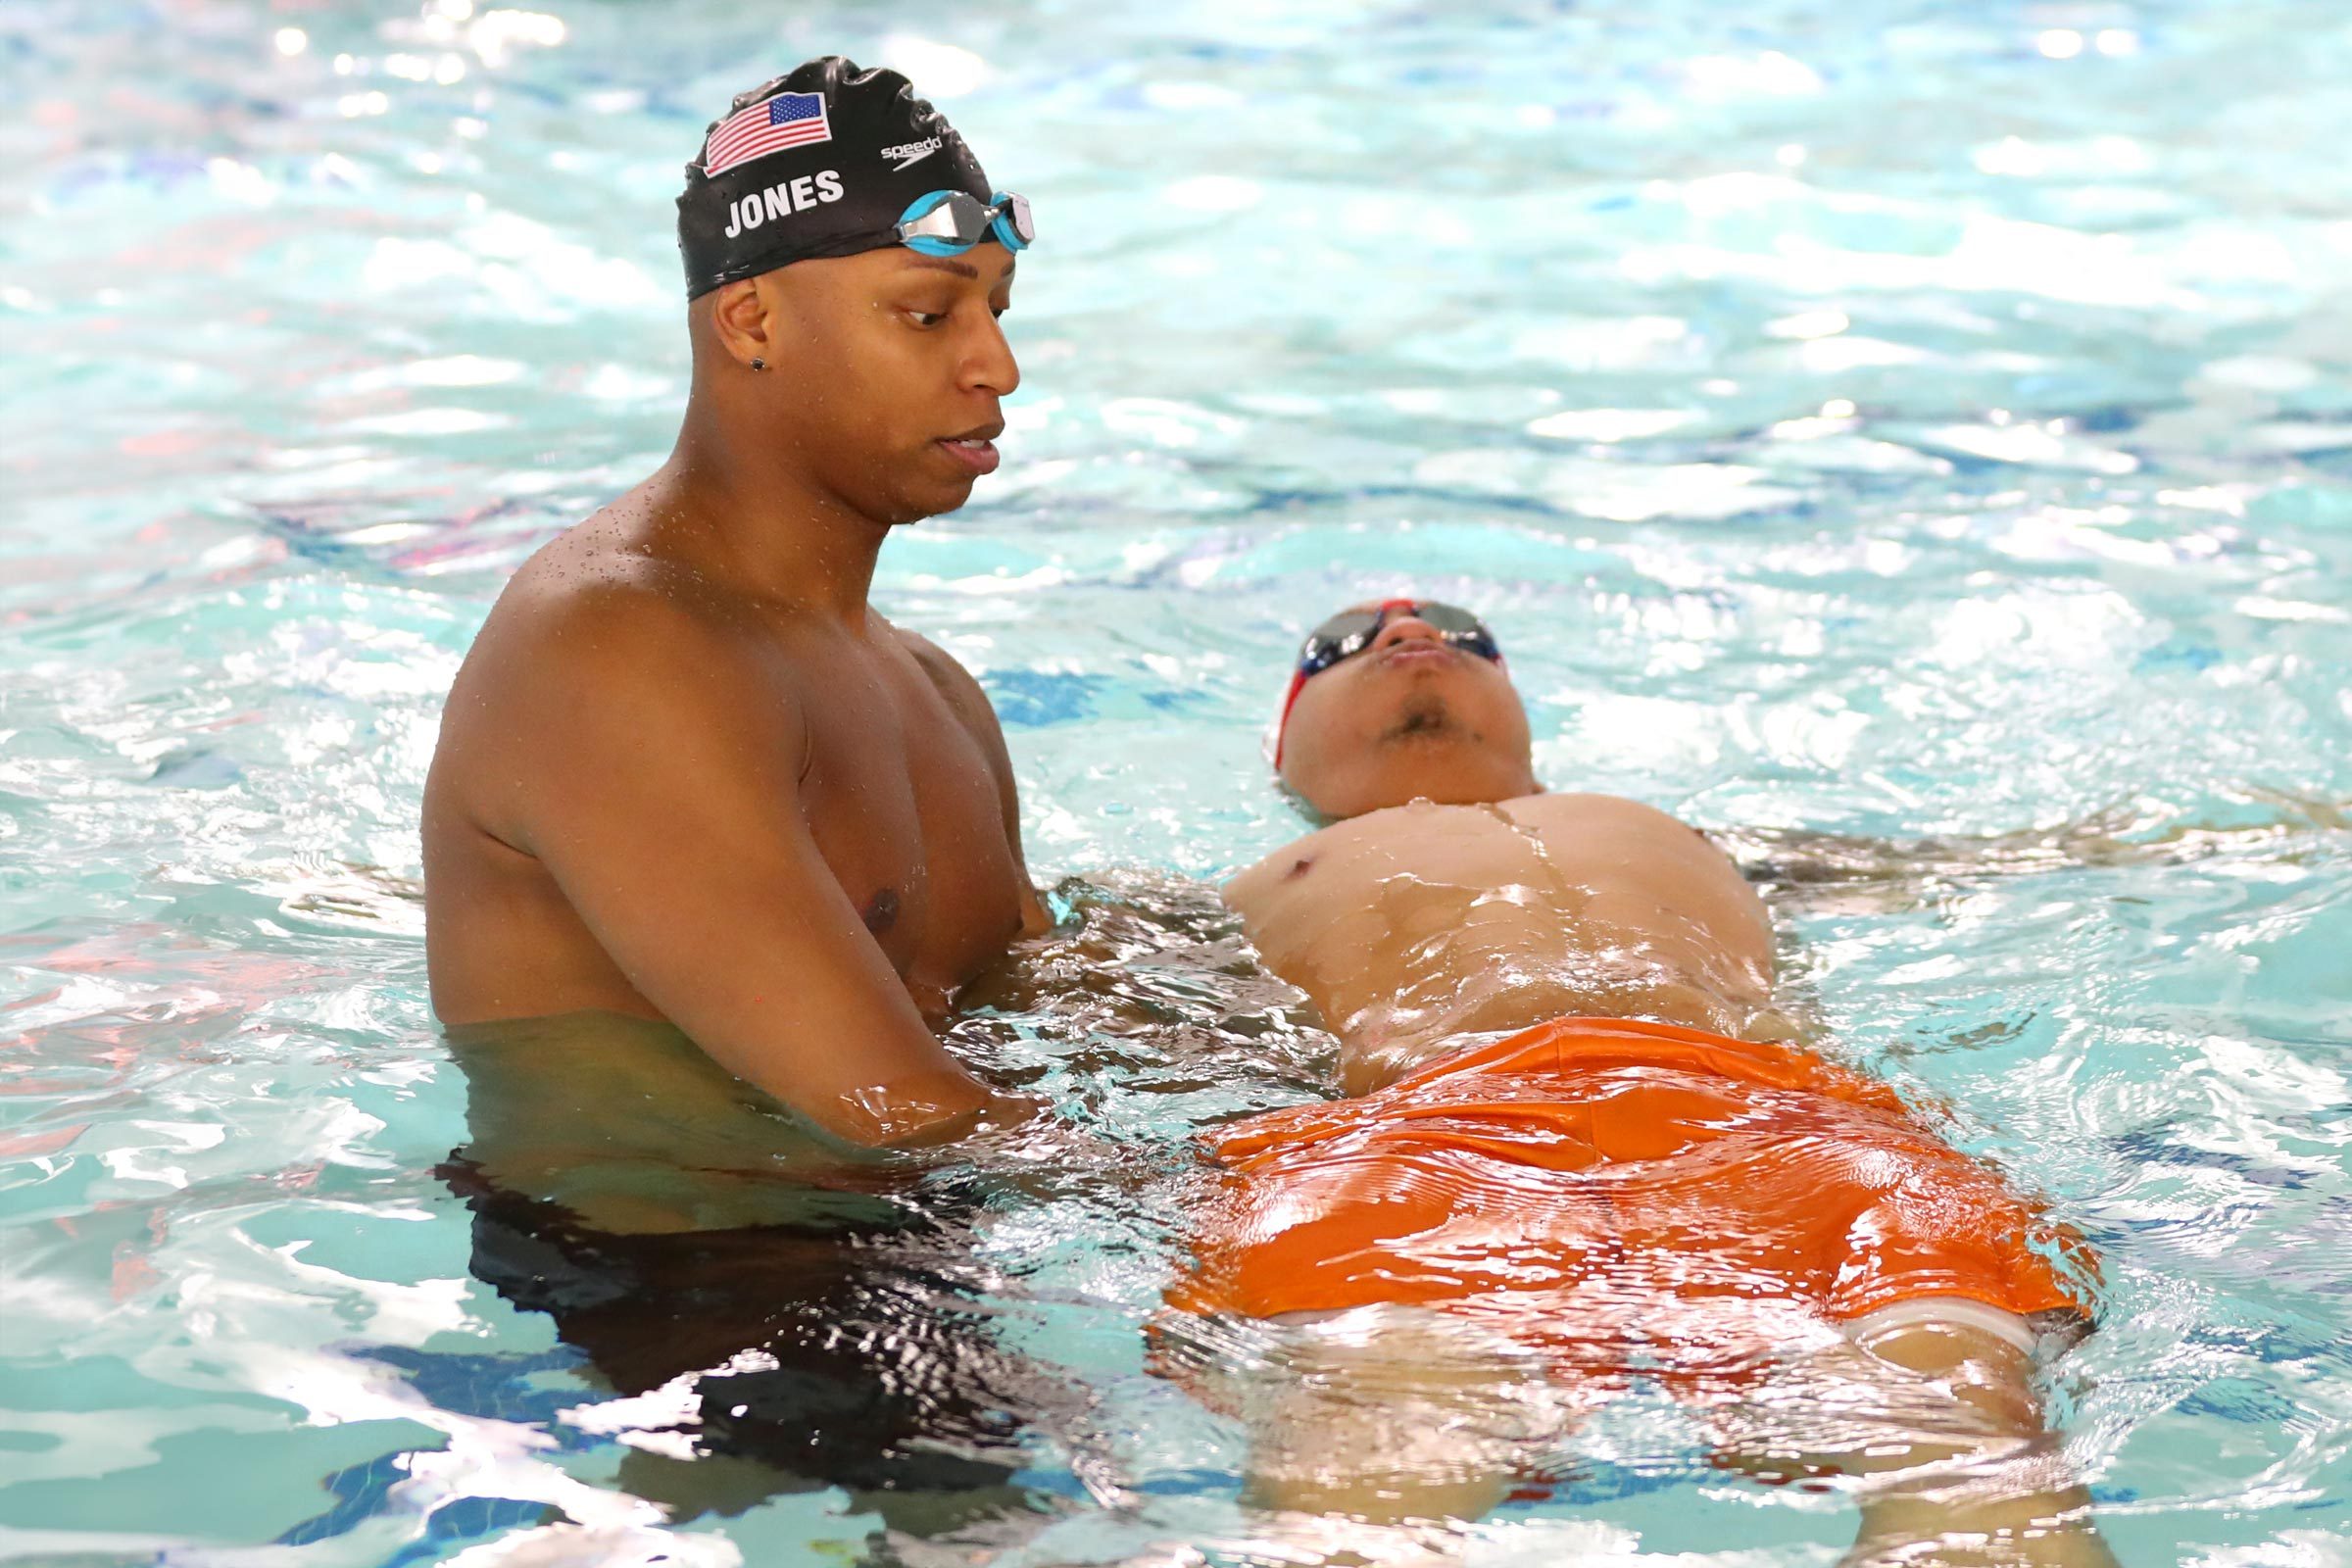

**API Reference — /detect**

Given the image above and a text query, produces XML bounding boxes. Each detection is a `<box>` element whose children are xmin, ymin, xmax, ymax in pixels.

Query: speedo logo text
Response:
<box><xmin>879</xmin><ymin>137</ymin><xmax>942</xmax><ymax>172</ymax></box>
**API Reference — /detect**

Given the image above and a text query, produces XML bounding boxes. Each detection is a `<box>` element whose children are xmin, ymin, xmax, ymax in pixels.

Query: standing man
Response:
<box><xmin>423</xmin><ymin>58</ymin><xmax>1049</xmax><ymax>1151</ymax></box>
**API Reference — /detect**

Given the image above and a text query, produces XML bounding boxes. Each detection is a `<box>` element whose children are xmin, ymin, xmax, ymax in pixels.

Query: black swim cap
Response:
<box><xmin>676</xmin><ymin>56</ymin><xmax>993</xmax><ymax>300</ymax></box>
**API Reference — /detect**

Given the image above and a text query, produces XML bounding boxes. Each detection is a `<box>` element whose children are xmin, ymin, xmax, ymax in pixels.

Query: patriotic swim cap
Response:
<box><xmin>676</xmin><ymin>56</ymin><xmax>993</xmax><ymax>300</ymax></box>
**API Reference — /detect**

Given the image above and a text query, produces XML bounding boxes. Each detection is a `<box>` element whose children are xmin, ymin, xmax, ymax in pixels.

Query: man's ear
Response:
<box><xmin>709</xmin><ymin>277</ymin><xmax>776</xmax><ymax>370</ymax></box>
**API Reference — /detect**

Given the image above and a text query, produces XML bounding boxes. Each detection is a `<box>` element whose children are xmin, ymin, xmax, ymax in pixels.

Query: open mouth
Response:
<box><xmin>937</xmin><ymin>424</ymin><xmax>1004</xmax><ymax>476</ymax></box>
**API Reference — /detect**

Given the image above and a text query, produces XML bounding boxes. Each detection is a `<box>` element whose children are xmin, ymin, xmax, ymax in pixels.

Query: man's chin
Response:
<box><xmin>915</xmin><ymin>459</ymin><xmax>985</xmax><ymax>514</ymax></box>
<box><xmin>875</xmin><ymin>476</ymin><xmax>978</xmax><ymax>527</ymax></box>
<box><xmin>1377</xmin><ymin>696</ymin><xmax>1471</xmax><ymax>746</ymax></box>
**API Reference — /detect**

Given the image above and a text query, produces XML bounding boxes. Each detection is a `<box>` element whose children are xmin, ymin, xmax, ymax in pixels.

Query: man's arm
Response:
<box><xmin>475</xmin><ymin>586</ymin><xmax>1020</xmax><ymax>1148</ymax></box>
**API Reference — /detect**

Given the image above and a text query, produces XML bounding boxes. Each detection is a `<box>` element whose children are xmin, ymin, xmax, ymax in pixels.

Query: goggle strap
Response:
<box><xmin>1272</xmin><ymin>668</ymin><xmax>1309</xmax><ymax>769</ymax></box>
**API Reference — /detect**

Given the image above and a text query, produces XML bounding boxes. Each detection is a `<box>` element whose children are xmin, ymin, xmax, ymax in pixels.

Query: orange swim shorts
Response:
<box><xmin>1168</xmin><ymin>1016</ymin><xmax>2094</xmax><ymax>1364</ymax></box>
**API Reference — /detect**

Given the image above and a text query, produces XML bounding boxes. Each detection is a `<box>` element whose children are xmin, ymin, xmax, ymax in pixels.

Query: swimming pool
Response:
<box><xmin>4</xmin><ymin>0</ymin><xmax>2348</xmax><ymax>1560</ymax></box>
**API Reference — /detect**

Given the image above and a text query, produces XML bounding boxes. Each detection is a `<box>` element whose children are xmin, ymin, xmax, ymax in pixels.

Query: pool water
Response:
<box><xmin>5</xmin><ymin>0</ymin><xmax>2350</xmax><ymax>1562</ymax></box>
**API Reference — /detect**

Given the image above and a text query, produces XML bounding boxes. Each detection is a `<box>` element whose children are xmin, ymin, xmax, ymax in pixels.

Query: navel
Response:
<box><xmin>1284</xmin><ymin>857</ymin><xmax>1315</xmax><ymax>882</ymax></box>
<box><xmin>861</xmin><ymin>887</ymin><xmax>901</xmax><ymax>934</ymax></box>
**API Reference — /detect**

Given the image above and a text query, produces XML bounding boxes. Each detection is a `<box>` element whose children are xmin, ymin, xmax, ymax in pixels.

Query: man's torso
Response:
<box><xmin>422</xmin><ymin>510</ymin><xmax>1039</xmax><ymax>1028</ymax></box>
<box><xmin>1224</xmin><ymin>793</ymin><xmax>1781</xmax><ymax>1086</ymax></box>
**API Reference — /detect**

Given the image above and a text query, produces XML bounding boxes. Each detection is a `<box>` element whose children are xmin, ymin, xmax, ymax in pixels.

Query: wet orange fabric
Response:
<box><xmin>1171</xmin><ymin>1016</ymin><xmax>2093</xmax><ymax>1341</ymax></box>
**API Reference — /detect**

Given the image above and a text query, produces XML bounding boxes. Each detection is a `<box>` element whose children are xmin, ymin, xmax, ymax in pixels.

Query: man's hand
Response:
<box><xmin>879</xmin><ymin>1088</ymin><xmax>1052</xmax><ymax>1150</ymax></box>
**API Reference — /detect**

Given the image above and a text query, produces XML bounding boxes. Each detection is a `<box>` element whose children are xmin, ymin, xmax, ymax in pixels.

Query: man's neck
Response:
<box><xmin>659</xmin><ymin>402</ymin><xmax>888</xmax><ymax>624</ymax></box>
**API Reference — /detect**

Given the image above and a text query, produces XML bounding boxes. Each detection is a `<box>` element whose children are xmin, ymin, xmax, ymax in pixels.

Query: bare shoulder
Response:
<box><xmin>462</xmin><ymin>518</ymin><xmax>761</xmax><ymax>703</ymax></box>
<box><xmin>433</xmin><ymin>517</ymin><xmax>802</xmax><ymax>840</ymax></box>
<box><xmin>492</xmin><ymin>511</ymin><xmax>710</xmax><ymax>621</ymax></box>
<box><xmin>888</xmin><ymin>620</ymin><xmax>993</xmax><ymax>720</ymax></box>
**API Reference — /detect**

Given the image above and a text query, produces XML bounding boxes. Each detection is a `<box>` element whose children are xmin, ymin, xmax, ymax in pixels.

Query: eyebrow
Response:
<box><xmin>902</xmin><ymin>256</ymin><xmax>1017</xmax><ymax>287</ymax></box>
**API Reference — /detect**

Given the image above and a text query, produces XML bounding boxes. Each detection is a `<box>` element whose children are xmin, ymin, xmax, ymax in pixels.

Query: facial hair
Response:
<box><xmin>1382</xmin><ymin>691</ymin><xmax>1457</xmax><ymax>744</ymax></box>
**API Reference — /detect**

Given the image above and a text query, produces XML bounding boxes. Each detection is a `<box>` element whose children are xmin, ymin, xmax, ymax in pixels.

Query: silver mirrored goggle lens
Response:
<box><xmin>899</xmin><ymin>193</ymin><xmax>1033</xmax><ymax>252</ymax></box>
<box><xmin>900</xmin><ymin>200</ymin><xmax>988</xmax><ymax>245</ymax></box>
<box><xmin>1297</xmin><ymin>602</ymin><xmax>1500</xmax><ymax>675</ymax></box>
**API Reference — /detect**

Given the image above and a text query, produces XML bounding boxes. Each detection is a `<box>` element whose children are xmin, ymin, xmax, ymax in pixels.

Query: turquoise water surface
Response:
<box><xmin>4</xmin><ymin>0</ymin><xmax>2350</xmax><ymax>1563</ymax></box>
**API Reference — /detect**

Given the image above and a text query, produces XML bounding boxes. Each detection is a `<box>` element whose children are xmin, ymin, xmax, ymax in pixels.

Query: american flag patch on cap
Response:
<box><xmin>702</xmin><ymin>90</ymin><xmax>831</xmax><ymax>176</ymax></box>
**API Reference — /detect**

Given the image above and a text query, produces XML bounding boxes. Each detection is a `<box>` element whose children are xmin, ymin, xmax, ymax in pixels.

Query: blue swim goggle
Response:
<box><xmin>893</xmin><ymin>190</ymin><xmax>1034</xmax><ymax>257</ymax></box>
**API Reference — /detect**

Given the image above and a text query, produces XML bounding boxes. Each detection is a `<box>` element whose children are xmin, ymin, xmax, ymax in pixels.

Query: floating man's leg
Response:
<box><xmin>1706</xmin><ymin>1299</ymin><xmax>2119</xmax><ymax>1568</ymax></box>
<box><xmin>1220</xmin><ymin>1304</ymin><xmax>1590</xmax><ymax>1528</ymax></box>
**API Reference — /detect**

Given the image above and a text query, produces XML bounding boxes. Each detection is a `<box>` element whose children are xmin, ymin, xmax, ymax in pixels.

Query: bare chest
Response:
<box><xmin>1229</xmin><ymin>796</ymin><xmax>1775</xmax><ymax>1032</ymax></box>
<box><xmin>1239</xmin><ymin>821</ymin><xmax>1588</xmax><ymax>996</ymax></box>
<box><xmin>798</xmin><ymin>663</ymin><xmax>1026</xmax><ymax>1009</ymax></box>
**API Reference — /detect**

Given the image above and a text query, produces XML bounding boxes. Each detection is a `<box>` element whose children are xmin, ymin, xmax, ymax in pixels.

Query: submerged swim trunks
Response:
<box><xmin>436</xmin><ymin>1155</ymin><xmax>1060</xmax><ymax>1519</ymax></box>
<box><xmin>1169</xmin><ymin>1016</ymin><xmax>2093</xmax><ymax>1366</ymax></box>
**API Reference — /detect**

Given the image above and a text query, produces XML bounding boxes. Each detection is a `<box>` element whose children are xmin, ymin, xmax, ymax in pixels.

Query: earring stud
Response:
<box><xmin>750</xmin><ymin>357</ymin><xmax>767</xmax><ymax>371</ymax></box>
